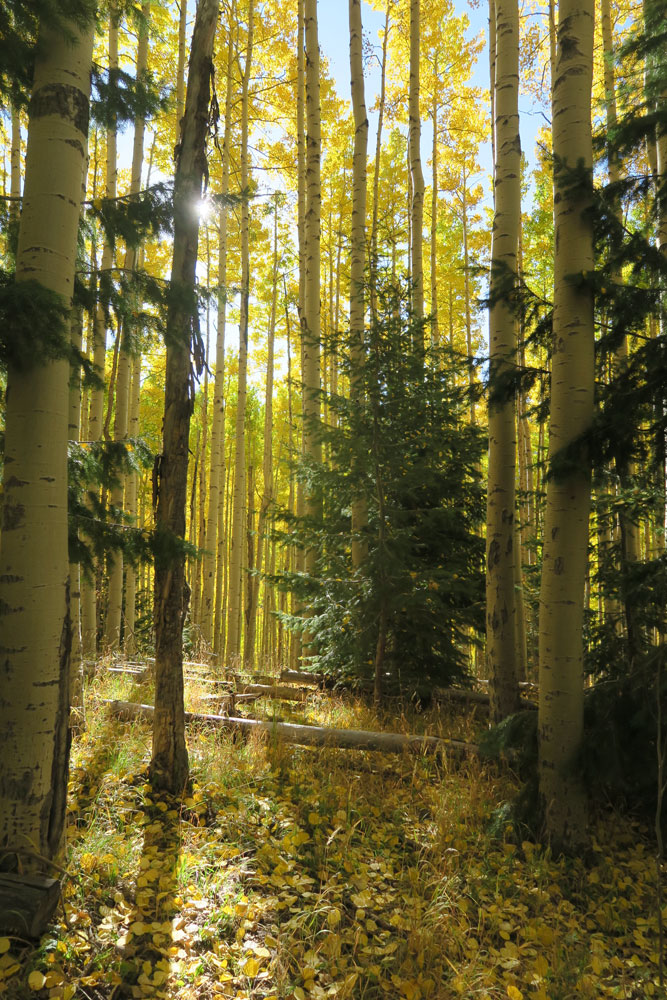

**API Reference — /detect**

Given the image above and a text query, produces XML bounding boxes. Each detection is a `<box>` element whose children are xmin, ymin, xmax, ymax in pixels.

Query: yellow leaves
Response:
<box><xmin>0</xmin><ymin>940</ymin><xmax>9</xmax><ymax>955</ymax></box>
<box><xmin>327</xmin><ymin>908</ymin><xmax>341</xmax><ymax>927</ymax></box>
<box><xmin>506</xmin><ymin>986</ymin><xmax>523</xmax><ymax>1000</ymax></box>
<box><xmin>28</xmin><ymin>970</ymin><xmax>46</xmax><ymax>990</ymax></box>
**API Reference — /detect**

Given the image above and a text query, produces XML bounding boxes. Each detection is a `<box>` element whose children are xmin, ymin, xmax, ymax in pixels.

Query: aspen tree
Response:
<box><xmin>226</xmin><ymin>0</ymin><xmax>254</xmax><ymax>662</ymax></box>
<box><xmin>69</xmin><ymin>312</ymin><xmax>85</xmax><ymax>730</ymax></box>
<box><xmin>0</xmin><ymin>11</ymin><xmax>94</xmax><ymax>863</ymax></box>
<box><xmin>486</xmin><ymin>0</ymin><xmax>521</xmax><ymax>723</ymax></box>
<box><xmin>9</xmin><ymin>103</ymin><xmax>20</xmax><ymax>225</ymax></box>
<box><xmin>303</xmin><ymin>0</ymin><xmax>322</xmax><ymax>576</ymax></box>
<box><xmin>538</xmin><ymin>0</ymin><xmax>595</xmax><ymax>849</ymax></box>
<box><xmin>152</xmin><ymin>0</ymin><xmax>219</xmax><ymax>792</ymax></box>
<box><xmin>85</xmin><ymin>9</ymin><xmax>119</xmax><ymax>656</ymax></box>
<box><xmin>408</xmin><ymin>0</ymin><xmax>425</xmax><ymax>329</ymax></box>
<box><xmin>430</xmin><ymin>72</ymin><xmax>439</xmax><ymax>345</ymax></box>
<box><xmin>349</xmin><ymin>0</ymin><xmax>369</xmax><ymax>569</ymax></box>
<box><xmin>203</xmin><ymin>6</ymin><xmax>234</xmax><ymax>651</ymax></box>
<box><xmin>370</xmin><ymin>0</ymin><xmax>391</xmax><ymax>321</ymax></box>
<box><xmin>245</xmin><ymin>195</ymin><xmax>279</xmax><ymax>664</ymax></box>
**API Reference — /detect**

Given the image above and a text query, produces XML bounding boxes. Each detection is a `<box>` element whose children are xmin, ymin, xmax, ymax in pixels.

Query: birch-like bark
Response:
<box><xmin>226</xmin><ymin>0</ymin><xmax>254</xmax><ymax>662</ymax></box>
<box><xmin>203</xmin><ymin>7</ymin><xmax>234</xmax><ymax>651</ymax></box>
<box><xmin>245</xmin><ymin>196</ymin><xmax>279</xmax><ymax>663</ymax></box>
<box><xmin>486</xmin><ymin>0</ymin><xmax>521</xmax><ymax>723</ymax></box>
<box><xmin>369</xmin><ymin>0</ymin><xmax>391</xmax><ymax>321</ymax></box>
<box><xmin>349</xmin><ymin>0</ymin><xmax>369</xmax><ymax>569</ymax></box>
<box><xmin>9</xmin><ymin>104</ymin><xmax>21</xmax><ymax>225</ymax></box>
<box><xmin>303</xmin><ymin>0</ymin><xmax>322</xmax><ymax>573</ymax></box>
<box><xmin>0</xmin><ymin>14</ymin><xmax>94</xmax><ymax>863</ymax></box>
<box><xmin>152</xmin><ymin>0</ymin><xmax>219</xmax><ymax>793</ymax></box>
<box><xmin>538</xmin><ymin>0</ymin><xmax>595</xmax><ymax>850</ymax></box>
<box><xmin>408</xmin><ymin>0</ymin><xmax>424</xmax><ymax>331</ymax></box>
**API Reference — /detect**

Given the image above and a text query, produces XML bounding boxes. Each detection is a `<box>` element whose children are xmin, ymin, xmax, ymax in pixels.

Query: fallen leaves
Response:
<box><xmin>0</xmin><ymin>692</ymin><xmax>664</xmax><ymax>1000</ymax></box>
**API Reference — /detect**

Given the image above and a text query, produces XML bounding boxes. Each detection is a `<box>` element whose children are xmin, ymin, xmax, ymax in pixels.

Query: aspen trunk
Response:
<box><xmin>538</xmin><ymin>0</ymin><xmax>594</xmax><ymax>850</ymax></box>
<box><xmin>408</xmin><ymin>0</ymin><xmax>425</xmax><ymax>330</ymax></box>
<box><xmin>246</xmin><ymin>197</ymin><xmax>278</xmax><ymax>664</ymax></box>
<box><xmin>369</xmin><ymin>0</ymin><xmax>391</xmax><ymax>321</ymax></box>
<box><xmin>302</xmin><ymin>0</ymin><xmax>322</xmax><ymax>583</ymax></box>
<box><xmin>430</xmin><ymin>76</ymin><xmax>439</xmax><ymax>346</ymax></box>
<box><xmin>9</xmin><ymin>104</ymin><xmax>20</xmax><ymax>226</ymax></box>
<box><xmin>226</xmin><ymin>1</ymin><xmax>254</xmax><ymax>662</ymax></box>
<box><xmin>0</xmin><ymin>14</ymin><xmax>94</xmax><ymax>865</ymax></box>
<box><xmin>204</xmin><ymin>14</ymin><xmax>234</xmax><ymax>652</ymax></box>
<box><xmin>69</xmin><ymin>308</ymin><xmax>86</xmax><ymax>731</ymax></box>
<box><xmin>152</xmin><ymin>0</ymin><xmax>220</xmax><ymax>793</ymax></box>
<box><xmin>124</xmin><ymin>352</ymin><xmax>142</xmax><ymax>655</ymax></box>
<box><xmin>486</xmin><ymin>0</ymin><xmax>521</xmax><ymax>723</ymax></box>
<box><xmin>106</xmin><ymin>5</ymin><xmax>150</xmax><ymax>650</ymax></box>
<box><xmin>349</xmin><ymin>0</ymin><xmax>369</xmax><ymax>569</ymax></box>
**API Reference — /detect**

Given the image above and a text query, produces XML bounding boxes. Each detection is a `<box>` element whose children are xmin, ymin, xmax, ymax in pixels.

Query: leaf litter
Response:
<box><xmin>0</xmin><ymin>676</ymin><xmax>664</xmax><ymax>1000</ymax></box>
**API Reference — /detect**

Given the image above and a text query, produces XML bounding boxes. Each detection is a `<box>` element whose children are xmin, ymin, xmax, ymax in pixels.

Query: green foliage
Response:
<box><xmin>68</xmin><ymin>438</ymin><xmax>154</xmax><ymax>577</ymax></box>
<box><xmin>0</xmin><ymin>0</ymin><xmax>96</xmax><ymax>108</ymax></box>
<box><xmin>275</xmin><ymin>282</ymin><xmax>485</xmax><ymax>692</ymax></box>
<box><xmin>0</xmin><ymin>276</ymin><xmax>78</xmax><ymax>372</ymax></box>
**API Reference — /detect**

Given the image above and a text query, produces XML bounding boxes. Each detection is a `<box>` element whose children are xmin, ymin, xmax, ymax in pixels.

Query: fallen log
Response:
<box><xmin>107</xmin><ymin>666</ymin><xmax>148</xmax><ymax>679</ymax></box>
<box><xmin>235</xmin><ymin>683</ymin><xmax>310</xmax><ymax>702</ymax></box>
<box><xmin>433</xmin><ymin>687</ymin><xmax>537</xmax><ymax>710</ymax></box>
<box><xmin>280</xmin><ymin>670</ymin><xmax>325</xmax><ymax>686</ymax></box>
<box><xmin>104</xmin><ymin>700</ymin><xmax>476</xmax><ymax>756</ymax></box>
<box><xmin>0</xmin><ymin>873</ymin><xmax>61</xmax><ymax>938</ymax></box>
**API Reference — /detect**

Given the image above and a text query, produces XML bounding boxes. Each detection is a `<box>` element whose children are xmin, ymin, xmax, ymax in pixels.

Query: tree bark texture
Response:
<box><xmin>349</xmin><ymin>0</ymin><xmax>369</xmax><ymax>569</ymax></box>
<box><xmin>0</xmin><ymin>15</ymin><xmax>94</xmax><ymax>866</ymax></box>
<box><xmin>226</xmin><ymin>0</ymin><xmax>254</xmax><ymax>662</ymax></box>
<box><xmin>538</xmin><ymin>0</ymin><xmax>595</xmax><ymax>851</ymax></box>
<box><xmin>486</xmin><ymin>0</ymin><xmax>521</xmax><ymax>724</ymax></box>
<box><xmin>408</xmin><ymin>0</ymin><xmax>425</xmax><ymax>329</ymax></box>
<box><xmin>152</xmin><ymin>0</ymin><xmax>220</xmax><ymax>793</ymax></box>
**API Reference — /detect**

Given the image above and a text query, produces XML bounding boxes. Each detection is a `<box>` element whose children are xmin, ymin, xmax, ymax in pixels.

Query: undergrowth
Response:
<box><xmin>0</xmin><ymin>669</ymin><xmax>663</xmax><ymax>999</ymax></box>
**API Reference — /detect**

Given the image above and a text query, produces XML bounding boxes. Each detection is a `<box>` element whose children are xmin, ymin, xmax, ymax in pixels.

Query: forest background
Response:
<box><xmin>0</xmin><ymin>0</ymin><xmax>666</xmax><ymax>995</ymax></box>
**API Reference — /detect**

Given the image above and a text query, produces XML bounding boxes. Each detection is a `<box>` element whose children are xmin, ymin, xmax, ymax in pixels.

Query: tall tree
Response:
<box><xmin>303</xmin><ymin>0</ymin><xmax>322</xmax><ymax>540</ymax></box>
<box><xmin>538</xmin><ymin>0</ymin><xmax>595</xmax><ymax>849</ymax></box>
<box><xmin>408</xmin><ymin>0</ymin><xmax>424</xmax><ymax>329</ymax></box>
<box><xmin>0</xmin><ymin>9</ymin><xmax>94</xmax><ymax>865</ymax></box>
<box><xmin>151</xmin><ymin>0</ymin><xmax>220</xmax><ymax>792</ymax></box>
<box><xmin>226</xmin><ymin>0</ymin><xmax>254</xmax><ymax>662</ymax></box>
<box><xmin>486</xmin><ymin>0</ymin><xmax>521</xmax><ymax>723</ymax></box>
<box><xmin>349</xmin><ymin>0</ymin><xmax>369</xmax><ymax>569</ymax></box>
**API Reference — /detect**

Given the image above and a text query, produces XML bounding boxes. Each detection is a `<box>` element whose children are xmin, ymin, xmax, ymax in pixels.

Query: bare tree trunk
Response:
<box><xmin>349</xmin><ymin>0</ymin><xmax>369</xmax><ymax>569</ymax></box>
<box><xmin>226</xmin><ymin>1</ymin><xmax>254</xmax><ymax>662</ymax></box>
<box><xmin>486</xmin><ymin>0</ymin><xmax>521</xmax><ymax>723</ymax></box>
<box><xmin>538</xmin><ymin>0</ymin><xmax>594</xmax><ymax>850</ymax></box>
<box><xmin>369</xmin><ymin>0</ymin><xmax>391</xmax><ymax>320</ymax></box>
<box><xmin>408</xmin><ymin>0</ymin><xmax>425</xmax><ymax>332</ymax></box>
<box><xmin>151</xmin><ymin>0</ymin><xmax>219</xmax><ymax>793</ymax></box>
<box><xmin>0</xmin><ymin>13</ymin><xmax>94</xmax><ymax>864</ymax></box>
<box><xmin>302</xmin><ymin>0</ymin><xmax>322</xmax><ymax>582</ymax></box>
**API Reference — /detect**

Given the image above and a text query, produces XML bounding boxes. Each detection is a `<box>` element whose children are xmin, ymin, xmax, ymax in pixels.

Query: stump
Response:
<box><xmin>0</xmin><ymin>872</ymin><xmax>61</xmax><ymax>938</ymax></box>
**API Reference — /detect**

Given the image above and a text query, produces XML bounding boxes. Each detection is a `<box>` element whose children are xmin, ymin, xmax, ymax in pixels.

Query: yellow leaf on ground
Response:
<box><xmin>0</xmin><ymin>940</ymin><xmax>9</xmax><ymax>956</ymax></box>
<box><xmin>243</xmin><ymin>957</ymin><xmax>261</xmax><ymax>977</ymax></box>
<box><xmin>28</xmin><ymin>971</ymin><xmax>46</xmax><ymax>990</ymax></box>
<box><xmin>506</xmin><ymin>987</ymin><xmax>523</xmax><ymax>1000</ymax></box>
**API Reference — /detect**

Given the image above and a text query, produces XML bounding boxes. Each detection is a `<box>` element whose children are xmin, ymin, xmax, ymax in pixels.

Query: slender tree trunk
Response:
<box><xmin>430</xmin><ymin>73</ymin><xmax>439</xmax><ymax>346</ymax></box>
<box><xmin>349</xmin><ymin>0</ymin><xmax>369</xmax><ymax>569</ymax></box>
<box><xmin>408</xmin><ymin>0</ymin><xmax>424</xmax><ymax>331</ymax></box>
<box><xmin>226</xmin><ymin>1</ymin><xmax>254</xmax><ymax>662</ymax></box>
<box><xmin>9</xmin><ymin>104</ymin><xmax>21</xmax><ymax>226</ymax></box>
<box><xmin>152</xmin><ymin>0</ymin><xmax>219</xmax><ymax>793</ymax></box>
<box><xmin>303</xmin><ymin>0</ymin><xmax>322</xmax><ymax>578</ymax></box>
<box><xmin>204</xmin><ymin>10</ymin><xmax>234</xmax><ymax>652</ymax></box>
<box><xmin>538</xmin><ymin>0</ymin><xmax>594</xmax><ymax>850</ymax></box>
<box><xmin>486</xmin><ymin>0</ymin><xmax>521</xmax><ymax>722</ymax></box>
<box><xmin>124</xmin><ymin>352</ymin><xmax>142</xmax><ymax>655</ymax></box>
<box><xmin>247</xmin><ymin>196</ymin><xmax>278</xmax><ymax>663</ymax></box>
<box><xmin>0</xmin><ymin>13</ymin><xmax>94</xmax><ymax>865</ymax></box>
<box><xmin>370</xmin><ymin>0</ymin><xmax>391</xmax><ymax>320</ymax></box>
<box><xmin>69</xmin><ymin>311</ymin><xmax>85</xmax><ymax>731</ymax></box>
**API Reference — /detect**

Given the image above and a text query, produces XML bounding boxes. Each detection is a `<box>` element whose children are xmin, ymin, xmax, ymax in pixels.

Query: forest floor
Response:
<box><xmin>0</xmin><ymin>665</ymin><xmax>664</xmax><ymax>1000</ymax></box>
